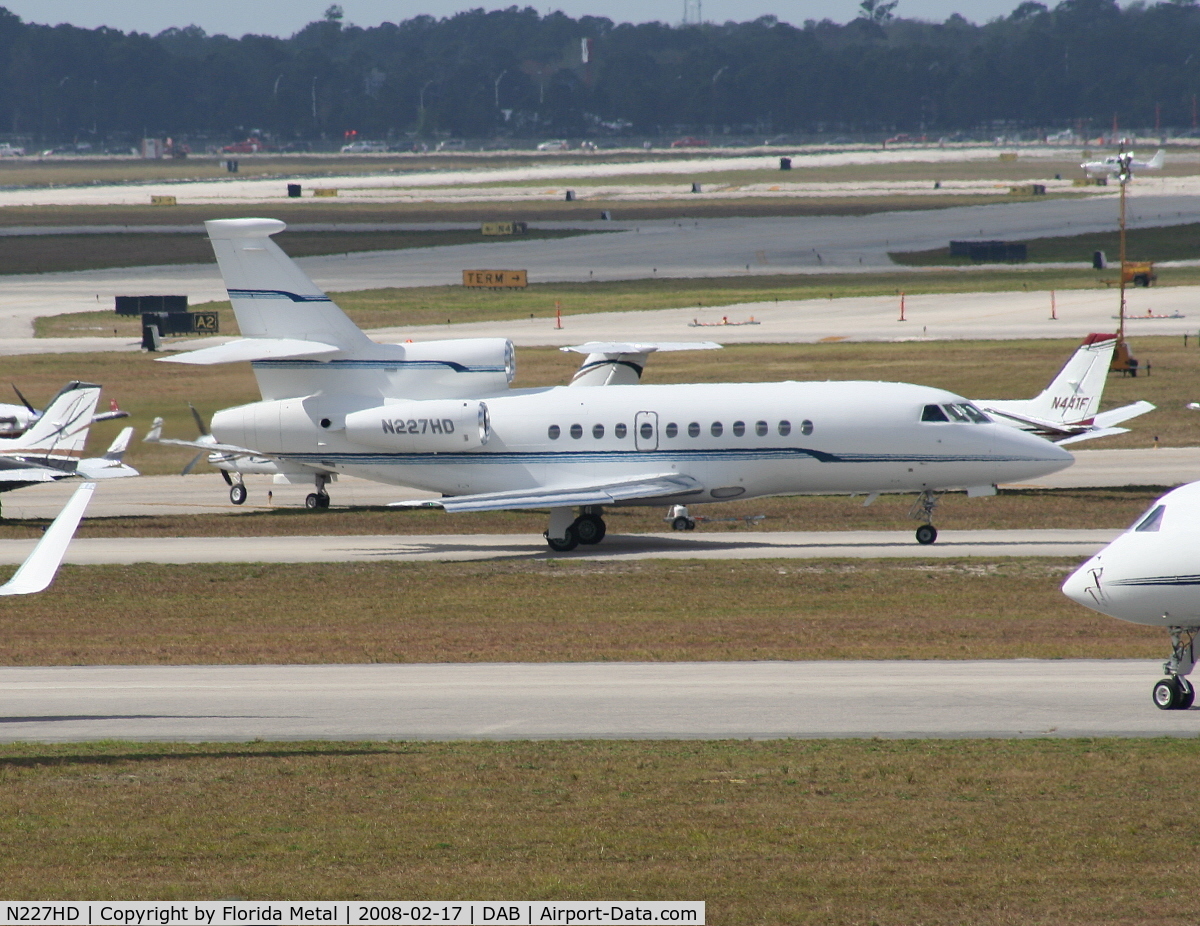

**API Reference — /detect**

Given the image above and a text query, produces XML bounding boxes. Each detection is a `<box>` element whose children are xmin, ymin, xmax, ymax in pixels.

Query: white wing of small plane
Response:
<box><xmin>563</xmin><ymin>342</ymin><xmax>722</xmax><ymax>387</ymax></box>
<box><xmin>0</xmin><ymin>481</ymin><xmax>94</xmax><ymax>596</ymax></box>
<box><xmin>405</xmin><ymin>473</ymin><xmax>704</xmax><ymax>512</ymax></box>
<box><xmin>144</xmin><ymin>417</ymin><xmax>261</xmax><ymax>459</ymax></box>
<box><xmin>1081</xmin><ymin>149</ymin><xmax>1164</xmax><ymax>175</ymax></box>
<box><xmin>76</xmin><ymin>427</ymin><xmax>140</xmax><ymax>479</ymax></box>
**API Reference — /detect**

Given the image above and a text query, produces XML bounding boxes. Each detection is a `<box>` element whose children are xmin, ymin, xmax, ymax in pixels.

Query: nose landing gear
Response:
<box><xmin>910</xmin><ymin>490</ymin><xmax>939</xmax><ymax>545</ymax></box>
<box><xmin>1153</xmin><ymin>626</ymin><xmax>1199</xmax><ymax>710</ymax></box>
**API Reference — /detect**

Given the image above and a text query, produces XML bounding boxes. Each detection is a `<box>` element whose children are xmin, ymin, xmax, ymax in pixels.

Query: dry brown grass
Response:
<box><xmin>0</xmin><ymin>559</ymin><xmax>1158</xmax><ymax>665</ymax></box>
<box><xmin>1</xmin><ymin>737</ymin><xmax>1198</xmax><ymax>924</ymax></box>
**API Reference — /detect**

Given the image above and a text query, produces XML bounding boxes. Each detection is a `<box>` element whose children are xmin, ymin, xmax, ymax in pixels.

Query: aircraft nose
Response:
<box><xmin>1061</xmin><ymin>561</ymin><xmax>1095</xmax><ymax>608</ymax></box>
<box><xmin>995</xmin><ymin>425</ymin><xmax>1075</xmax><ymax>476</ymax></box>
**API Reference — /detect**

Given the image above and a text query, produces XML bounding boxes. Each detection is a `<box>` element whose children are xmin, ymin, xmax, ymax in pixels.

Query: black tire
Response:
<box><xmin>316</xmin><ymin>492</ymin><xmax>331</xmax><ymax>509</ymax></box>
<box><xmin>574</xmin><ymin>515</ymin><xmax>606</xmax><ymax>545</ymax></box>
<box><xmin>685</xmin><ymin>518</ymin><xmax>696</xmax><ymax>531</ymax></box>
<box><xmin>915</xmin><ymin>524</ymin><xmax>938</xmax><ymax>545</ymax></box>
<box><xmin>1153</xmin><ymin>677</ymin><xmax>1181</xmax><ymax>710</ymax></box>
<box><xmin>672</xmin><ymin>516</ymin><xmax>691</xmax><ymax>531</ymax></box>
<box><xmin>305</xmin><ymin>493</ymin><xmax>320</xmax><ymax>509</ymax></box>
<box><xmin>544</xmin><ymin>526</ymin><xmax>579</xmax><ymax>552</ymax></box>
<box><xmin>229</xmin><ymin>484</ymin><xmax>247</xmax><ymax>505</ymax></box>
<box><xmin>1179</xmin><ymin>678</ymin><xmax>1196</xmax><ymax>709</ymax></box>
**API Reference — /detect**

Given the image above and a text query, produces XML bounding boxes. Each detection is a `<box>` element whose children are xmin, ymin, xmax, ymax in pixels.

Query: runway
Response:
<box><xmin>0</xmin><ymin>660</ymin><xmax>1187</xmax><ymax>742</ymax></box>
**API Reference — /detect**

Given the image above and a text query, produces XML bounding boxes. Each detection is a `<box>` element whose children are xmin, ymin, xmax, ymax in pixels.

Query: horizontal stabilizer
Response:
<box><xmin>0</xmin><ymin>481</ymin><xmax>93</xmax><ymax>596</ymax></box>
<box><xmin>1091</xmin><ymin>400</ymin><xmax>1155</xmax><ymax>429</ymax></box>
<box><xmin>983</xmin><ymin>407</ymin><xmax>1077</xmax><ymax>435</ymax></box>
<box><xmin>410</xmin><ymin>473</ymin><xmax>703</xmax><ymax>513</ymax></box>
<box><xmin>1057</xmin><ymin>427</ymin><xmax>1130</xmax><ymax>446</ymax></box>
<box><xmin>159</xmin><ymin>338</ymin><xmax>342</xmax><ymax>365</ymax></box>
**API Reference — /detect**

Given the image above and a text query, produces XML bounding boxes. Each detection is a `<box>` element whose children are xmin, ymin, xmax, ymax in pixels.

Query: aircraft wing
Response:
<box><xmin>406</xmin><ymin>473</ymin><xmax>704</xmax><ymax>513</ymax></box>
<box><xmin>143</xmin><ymin>417</ymin><xmax>267</xmax><ymax>459</ymax></box>
<box><xmin>0</xmin><ymin>466</ymin><xmax>65</xmax><ymax>484</ymax></box>
<box><xmin>0</xmin><ymin>481</ymin><xmax>94</xmax><ymax>596</ymax></box>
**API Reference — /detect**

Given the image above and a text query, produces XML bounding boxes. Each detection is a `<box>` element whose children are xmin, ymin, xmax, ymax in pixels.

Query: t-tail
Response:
<box><xmin>4</xmin><ymin>382</ymin><xmax>102</xmax><ymax>469</ymax></box>
<box><xmin>162</xmin><ymin>218</ymin><xmax>516</xmax><ymax>403</ymax></box>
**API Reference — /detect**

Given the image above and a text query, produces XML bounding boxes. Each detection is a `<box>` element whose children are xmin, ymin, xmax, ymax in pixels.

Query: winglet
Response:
<box><xmin>0</xmin><ymin>482</ymin><xmax>94</xmax><ymax>596</ymax></box>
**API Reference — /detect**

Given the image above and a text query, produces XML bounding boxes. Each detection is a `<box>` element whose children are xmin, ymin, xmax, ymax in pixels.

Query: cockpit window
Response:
<box><xmin>1134</xmin><ymin>504</ymin><xmax>1165</xmax><ymax>532</ymax></box>
<box><xmin>958</xmin><ymin>403</ymin><xmax>991</xmax><ymax>423</ymax></box>
<box><xmin>922</xmin><ymin>404</ymin><xmax>949</xmax><ymax>422</ymax></box>
<box><xmin>928</xmin><ymin>403</ymin><xmax>991</xmax><ymax>423</ymax></box>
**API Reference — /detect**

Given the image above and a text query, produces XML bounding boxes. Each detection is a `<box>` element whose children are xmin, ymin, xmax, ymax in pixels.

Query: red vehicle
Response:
<box><xmin>221</xmin><ymin>138</ymin><xmax>268</xmax><ymax>154</ymax></box>
<box><xmin>670</xmin><ymin>136</ymin><xmax>709</xmax><ymax>148</ymax></box>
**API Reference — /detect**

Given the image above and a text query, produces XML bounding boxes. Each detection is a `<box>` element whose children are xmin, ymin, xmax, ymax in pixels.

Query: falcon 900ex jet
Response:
<box><xmin>149</xmin><ymin>218</ymin><xmax>1073</xmax><ymax>550</ymax></box>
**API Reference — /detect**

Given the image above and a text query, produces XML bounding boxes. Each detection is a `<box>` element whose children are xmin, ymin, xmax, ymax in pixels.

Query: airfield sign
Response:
<box><xmin>463</xmin><ymin>270</ymin><xmax>528</xmax><ymax>288</ymax></box>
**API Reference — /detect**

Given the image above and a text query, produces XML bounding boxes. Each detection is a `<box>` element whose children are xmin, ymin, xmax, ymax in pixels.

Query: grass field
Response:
<box><xmin>0</xmin><ymin>558</ymin><xmax>1157</xmax><ymax>665</ymax></box>
<box><xmin>16</xmin><ymin>336</ymin><xmax>1194</xmax><ymax>481</ymax></box>
<box><xmin>0</xmin><ymin>228</ymin><xmax>598</xmax><ymax>276</ymax></box>
<box><xmin>893</xmin><ymin>221</ymin><xmax>1200</xmax><ymax>266</ymax></box>
<box><xmin>2</xmin><ymin>737</ymin><xmax>1198</xmax><ymax>923</ymax></box>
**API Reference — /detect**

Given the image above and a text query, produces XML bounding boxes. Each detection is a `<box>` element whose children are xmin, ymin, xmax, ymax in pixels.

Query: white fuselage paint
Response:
<box><xmin>1063</xmin><ymin>481</ymin><xmax>1200</xmax><ymax>627</ymax></box>
<box><xmin>212</xmin><ymin>379</ymin><xmax>1073</xmax><ymax>505</ymax></box>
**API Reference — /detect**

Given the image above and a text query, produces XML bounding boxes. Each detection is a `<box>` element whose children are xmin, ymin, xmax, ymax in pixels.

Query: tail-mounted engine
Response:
<box><xmin>344</xmin><ymin>400</ymin><xmax>490</xmax><ymax>451</ymax></box>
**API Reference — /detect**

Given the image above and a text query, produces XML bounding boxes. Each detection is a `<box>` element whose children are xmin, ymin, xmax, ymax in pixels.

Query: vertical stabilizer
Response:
<box><xmin>205</xmin><ymin>218</ymin><xmax>373</xmax><ymax>352</ymax></box>
<box><xmin>1023</xmin><ymin>333</ymin><xmax>1116</xmax><ymax>424</ymax></box>
<box><xmin>8</xmin><ymin>382</ymin><xmax>102</xmax><ymax>465</ymax></box>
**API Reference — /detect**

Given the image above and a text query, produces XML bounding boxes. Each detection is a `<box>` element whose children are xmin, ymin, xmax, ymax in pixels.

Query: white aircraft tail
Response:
<box><xmin>77</xmin><ymin>426</ymin><xmax>140</xmax><ymax>480</ymax></box>
<box><xmin>204</xmin><ymin>218</ymin><xmax>373</xmax><ymax>353</ymax></box>
<box><xmin>7</xmin><ymin>382</ymin><xmax>102</xmax><ymax>467</ymax></box>
<box><xmin>0</xmin><ymin>481</ymin><xmax>93</xmax><ymax>596</ymax></box>
<box><xmin>1147</xmin><ymin>149</ymin><xmax>1165</xmax><ymax>170</ymax></box>
<box><xmin>1020</xmin><ymin>333</ymin><xmax>1115</xmax><ymax>425</ymax></box>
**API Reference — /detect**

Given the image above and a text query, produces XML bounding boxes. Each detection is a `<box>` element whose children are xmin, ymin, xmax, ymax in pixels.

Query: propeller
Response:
<box><xmin>180</xmin><ymin>403</ymin><xmax>212</xmax><ymax>475</ymax></box>
<box><xmin>10</xmin><ymin>383</ymin><xmax>36</xmax><ymax>415</ymax></box>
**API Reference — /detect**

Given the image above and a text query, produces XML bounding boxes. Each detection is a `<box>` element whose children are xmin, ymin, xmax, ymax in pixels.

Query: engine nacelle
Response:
<box><xmin>344</xmin><ymin>400</ymin><xmax>490</xmax><ymax>451</ymax></box>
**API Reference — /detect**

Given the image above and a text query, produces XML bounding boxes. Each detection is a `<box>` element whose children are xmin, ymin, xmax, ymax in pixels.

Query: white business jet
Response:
<box><xmin>148</xmin><ymin>218</ymin><xmax>1073</xmax><ymax>549</ymax></box>
<box><xmin>1081</xmin><ymin>148</ymin><xmax>1164</xmax><ymax>176</ymax></box>
<box><xmin>976</xmin><ymin>333</ymin><xmax>1153</xmax><ymax>446</ymax></box>
<box><xmin>1063</xmin><ymin>482</ymin><xmax>1200</xmax><ymax>710</ymax></box>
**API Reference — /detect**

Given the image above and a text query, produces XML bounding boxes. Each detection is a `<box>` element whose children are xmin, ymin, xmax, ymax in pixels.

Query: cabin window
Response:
<box><xmin>732</xmin><ymin>420</ymin><xmax>745</xmax><ymax>437</ymax></box>
<box><xmin>688</xmin><ymin>422</ymin><xmax>701</xmax><ymax>438</ymax></box>
<box><xmin>615</xmin><ymin>423</ymin><xmax>627</xmax><ymax>438</ymax></box>
<box><xmin>711</xmin><ymin>421</ymin><xmax>723</xmax><ymax>437</ymax></box>
<box><xmin>640</xmin><ymin>422</ymin><xmax>654</xmax><ymax>440</ymax></box>
<box><xmin>1134</xmin><ymin>504</ymin><xmax>1165</xmax><ymax>532</ymax></box>
<box><xmin>778</xmin><ymin>420</ymin><xmax>791</xmax><ymax>437</ymax></box>
<box><xmin>665</xmin><ymin>422</ymin><xmax>678</xmax><ymax>438</ymax></box>
<box><xmin>801</xmin><ymin>419</ymin><xmax>814</xmax><ymax>435</ymax></box>
<box><xmin>548</xmin><ymin>424</ymin><xmax>561</xmax><ymax>439</ymax></box>
<box><xmin>755</xmin><ymin>420</ymin><xmax>768</xmax><ymax>437</ymax></box>
<box><xmin>570</xmin><ymin>423</ymin><xmax>583</xmax><ymax>439</ymax></box>
<box><xmin>922</xmin><ymin>404</ymin><xmax>949</xmax><ymax>422</ymax></box>
<box><xmin>592</xmin><ymin>424</ymin><xmax>605</xmax><ymax>439</ymax></box>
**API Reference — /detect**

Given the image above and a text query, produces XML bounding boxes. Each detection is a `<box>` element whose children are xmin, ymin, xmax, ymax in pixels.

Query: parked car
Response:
<box><xmin>536</xmin><ymin>139</ymin><xmax>570</xmax><ymax>151</ymax></box>
<box><xmin>670</xmin><ymin>136</ymin><xmax>709</xmax><ymax>148</ymax></box>
<box><xmin>436</xmin><ymin>139</ymin><xmax>466</xmax><ymax>151</ymax></box>
<box><xmin>340</xmin><ymin>140</ymin><xmax>388</xmax><ymax>153</ymax></box>
<box><xmin>0</xmin><ymin>144</ymin><xmax>24</xmax><ymax>157</ymax></box>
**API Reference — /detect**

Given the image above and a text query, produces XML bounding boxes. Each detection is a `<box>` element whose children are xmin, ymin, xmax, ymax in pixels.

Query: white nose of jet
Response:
<box><xmin>995</xmin><ymin>425</ymin><xmax>1075</xmax><ymax>480</ymax></box>
<box><xmin>1061</xmin><ymin>558</ymin><xmax>1101</xmax><ymax>613</ymax></box>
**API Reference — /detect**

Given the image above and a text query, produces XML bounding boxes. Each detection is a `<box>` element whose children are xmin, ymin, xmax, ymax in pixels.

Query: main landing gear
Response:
<box><xmin>543</xmin><ymin>505</ymin><xmax>607</xmax><ymax>552</ymax></box>
<box><xmin>1153</xmin><ymin>626</ymin><xmax>1199</xmax><ymax>710</ymax></box>
<box><xmin>909</xmin><ymin>490</ymin><xmax>939</xmax><ymax>545</ymax></box>
<box><xmin>305</xmin><ymin>473</ymin><xmax>333</xmax><ymax>510</ymax></box>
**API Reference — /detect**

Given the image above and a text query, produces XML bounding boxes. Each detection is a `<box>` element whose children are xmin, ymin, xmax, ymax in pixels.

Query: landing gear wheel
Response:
<box><xmin>915</xmin><ymin>524</ymin><xmax>938</xmax><ymax>545</ymax></box>
<box><xmin>672</xmin><ymin>516</ymin><xmax>696</xmax><ymax>531</ymax></box>
<box><xmin>574</xmin><ymin>515</ymin><xmax>606</xmax><ymax>545</ymax></box>
<box><xmin>1179</xmin><ymin>677</ymin><xmax>1195</xmax><ymax>709</ymax></box>
<box><xmin>305</xmin><ymin>492</ymin><xmax>330</xmax><ymax>510</ymax></box>
<box><xmin>229</xmin><ymin>484</ymin><xmax>247</xmax><ymax>505</ymax></box>
<box><xmin>1153</xmin><ymin>677</ymin><xmax>1183</xmax><ymax>710</ymax></box>
<box><xmin>544</xmin><ymin>526</ymin><xmax>579</xmax><ymax>552</ymax></box>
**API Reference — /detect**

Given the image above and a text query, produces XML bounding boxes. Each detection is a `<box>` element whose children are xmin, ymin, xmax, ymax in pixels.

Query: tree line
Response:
<box><xmin>3</xmin><ymin>0</ymin><xmax>1200</xmax><ymax>146</ymax></box>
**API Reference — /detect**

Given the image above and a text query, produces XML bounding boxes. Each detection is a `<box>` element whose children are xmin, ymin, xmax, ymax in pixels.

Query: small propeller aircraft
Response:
<box><xmin>0</xmin><ymin>382</ymin><xmax>138</xmax><ymax>513</ymax></box>
<box><xmin>0</xmin><ymin>384</ymin><xmax>128</xmax><ymax>439</ymax></box>
<box><xmin>1081</xmin><ymin>148</ymin><xmax>1164</xmax><ymax>177</ymax></box>
<box><xmin>147</xmin><ymin>218</ymin><xmax>1074</xmax><ymax>549</ymax></box>
<box><xmin>1063</xmin><ymin>481</ymin><xmax>1200</xmax><ymax>710</ymax></box>
<box><xmin>975</xmin><ymin>333</ymin><xmax>1153</xmax><ymax>446</ymax></box>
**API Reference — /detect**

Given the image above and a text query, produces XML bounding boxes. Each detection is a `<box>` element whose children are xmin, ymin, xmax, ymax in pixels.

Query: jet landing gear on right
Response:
<box><xmin>1153</xmin><ymin>626</ymin><xmax>1200</xmax><ymax>710</ymax></box>
<box><xmin>543</xmin><ymin>506</ymin><xmax>607</xmax><ymax>552</ymax></box>
<box><xmin>910</xmin><ymin>490</ymin><xmax>939</xmax><ymax>545</ymax></box>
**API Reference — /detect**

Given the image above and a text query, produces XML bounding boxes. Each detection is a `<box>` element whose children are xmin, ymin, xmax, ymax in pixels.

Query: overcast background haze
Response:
<box><xmin>3</xmin><ymin>1</ymin><xmax>1059</xmax><ymax>36</ymax></box>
